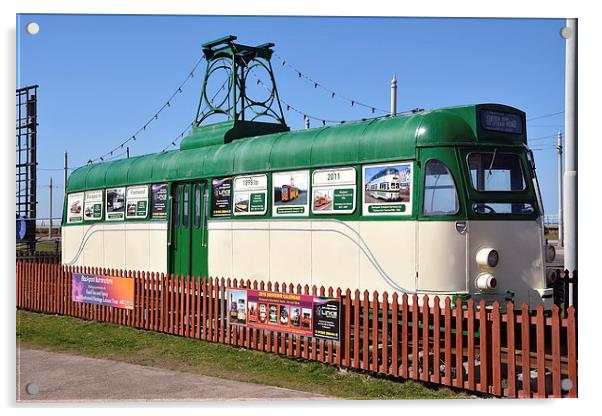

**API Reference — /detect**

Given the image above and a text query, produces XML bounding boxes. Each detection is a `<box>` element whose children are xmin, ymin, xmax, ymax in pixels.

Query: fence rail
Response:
<box><xmin>15</xmin><ymin>262</ymin><xmax>578</xmax><ymax>399</ymax></box>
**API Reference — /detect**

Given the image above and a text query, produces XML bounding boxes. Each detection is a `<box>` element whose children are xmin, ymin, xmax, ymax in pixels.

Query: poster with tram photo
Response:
<box><xmin>272</xmin><ymin>170</ymin><xmax>309</xmax><ymax>217</ymax></box>
<box><xmin>311</xmin><ymin>167</ymin><xmax>356</xmax><ymax>214</ymax></box>
<box><xmin>67</xmin><ymin>192</ymin><xmax>84</xmax><ymax>223</ymax></box>
<box><xmin>233</xmin><ymin>174</ymin><xmax>268</xmax><ymax>216</ymax></box>
<box><xmin>362</xmin><ymin>161</ymin><xmax>413</xmax><ymax>216</ymax></box>
<box><xmin>227</xmin><ymin>288</ymin><xmax>340</xmax><ymax>341</ymax></box>
<box><xmin>83</xmin><ymin>190</ymin><xmax>103</xmax><ymax>221</ymax></box>
<box><xmin>211</xmin><ymin>177</ymin><xmax>232</xmax><ymax>217</ymax></box>
<box><xmin>106</xmin><ymin>187</ymin><xmax>125</xmax><ymax>221</ymax></box>
<box><xmin>125</xmin><ymin>185</ymin><xmax>149</xmax><ymax>219</ymax></box>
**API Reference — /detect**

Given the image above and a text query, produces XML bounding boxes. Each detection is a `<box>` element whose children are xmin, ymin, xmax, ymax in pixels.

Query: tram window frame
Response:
<box><xmin>203</xmin><ymin>185</ymin><xmax>209</xmax><ymax>228</ymax></box>
<box><xmin>466</xmin><ymin>151</ymin><xmax>527</xmax><ymax>193</ymax></box>
<box><xmin>194</xmin><ymin>184</ymin><xmax>201</xmax><ymax>228</ymax></box>
<box><xmin>422</xmin><ymin>159</ymin><xmax>460</xmax><ymax>216</ymax></box>
<box><xmin>182</xmin><ymin>184</ymin><xmax>189</xmax><ymax>227</ymax></box>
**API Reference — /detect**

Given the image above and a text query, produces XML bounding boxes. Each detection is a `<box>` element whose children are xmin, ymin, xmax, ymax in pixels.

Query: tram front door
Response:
<box><xmin>169</xmin><ymin>181</ymin><xmax>209</xmax><ymax>279</ymax></box>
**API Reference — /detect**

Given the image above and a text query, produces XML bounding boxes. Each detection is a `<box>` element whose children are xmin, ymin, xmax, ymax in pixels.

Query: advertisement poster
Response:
<box><xmin>233</xmin><ymin>174</ymin><xmax>267</xmax><ymax>216</ymax></box>
<box><xmin>84</xmin><ymin>190</ymin><xmax>103</xmax><ymax>221</ymax></box>
<box><xmin>211</xmin><ymin>177</ymin><xmax>232</xmax><ymax>217</ymax></box>
<box><xmin>362</xmin><ymin>161</ymin><xmax>413</xmax><ymax>216</ymax></box>
<box><xmin>67</xmin><ymin>192</ymin><xmax>84</xmax><ymax>223</ymax></box>
<box><xmin>151</xmin><ymin>183</ymin><xmax>168</xmax><ymax>219</ymax></box>
<box><xmin>228</xmin><ymin>288</ymin><xmax>340</xmax><ymax>341</ymax></box>
<box><xmin>125</xmin><ymin>185</ymin><xmax>149</xmax><ymax>219</ymax></box>
<box><xmin>106</xmin><ymin>187</ymin><xmax>125</xmax><ymax>221</ymax></box>
<box><xmin>312</xmin><ymin>167</ymin><xmax>356</xmax><ymax>214</ymax></box>
<box><xmin>71</xmin><ymin>273</ymin><xmax>134</xmax><ymax>310</ymax></box>
<box><xmin>272</xmin><ymin>170</ymin><xmax>309</xmax><ymax>217</ymax></box>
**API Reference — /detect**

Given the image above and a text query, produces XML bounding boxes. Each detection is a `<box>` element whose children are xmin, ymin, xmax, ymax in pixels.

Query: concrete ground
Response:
<box><xmin>16</xmin><ymin>348</ymin><xmax>331</xmax><ymax>402</ymax></box>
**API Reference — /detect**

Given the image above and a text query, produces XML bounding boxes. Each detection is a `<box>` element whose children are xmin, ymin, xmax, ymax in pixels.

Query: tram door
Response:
<box><xmin>169</xmin><ymin>181</ymin><xmax>209</xmax><ymax>279</ymax></box>
<box><xmin>416</xmin><ymin>150</ymin><xmax>468</xmax><ymax>292</ymax></box>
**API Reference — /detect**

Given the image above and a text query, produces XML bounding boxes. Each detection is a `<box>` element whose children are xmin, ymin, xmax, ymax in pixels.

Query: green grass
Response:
<box><xmin>544</xmin><ymin>228</ymin><xmax>559</xmax><ymax>242</ymax></box>
<box><xmin>16</xmin><ymin>310</ymin><xmax>468</xmax><ymax>400</ymax></box>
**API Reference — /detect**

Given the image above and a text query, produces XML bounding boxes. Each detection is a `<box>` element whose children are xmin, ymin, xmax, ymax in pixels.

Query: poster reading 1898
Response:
<box><xmin>233</xmin><ymin>174</ymin><xmax>267</xmax><ymax>216</ymax></box>
<box><xmin>362</xmin><ymin>161</ymin><xmax>413</xmax><ymax>216</ymax></box>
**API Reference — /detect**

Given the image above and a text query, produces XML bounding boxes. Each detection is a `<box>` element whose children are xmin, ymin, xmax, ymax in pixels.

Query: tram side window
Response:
<box><xmin>194</xmin><ymin>184</ymin><xmax>201</xmax><ymax>228</ymax></box>
<box><xmin>423</xmin><ymin>160</ymin><xmax>459</xmax><ymax>216</ymax></box>
<box><xmin>183</xmin><ymin>185</ymin><xmax>189</xmax><ymax>227</ymax></box>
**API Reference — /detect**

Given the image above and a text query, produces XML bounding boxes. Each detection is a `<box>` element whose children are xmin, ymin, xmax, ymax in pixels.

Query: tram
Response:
<box><xmin>62</xmin><ymin>102</ymin><xmax>557</xmax><ymax>309</ymax></box>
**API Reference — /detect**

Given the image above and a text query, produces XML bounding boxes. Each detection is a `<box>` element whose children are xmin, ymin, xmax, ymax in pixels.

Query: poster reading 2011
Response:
<box><xmin>228</xmin><ymin>288</ymin><xmax>340</xmax><ymax>341</ymax></box>
<box><xmin>71</xmin><ymin>273</ymin><xmax>134</xmax><ymax>310</ymax></box>
<box><xmin>312</xmin><ymin>167</ymin><xmax>356</xmax><ymax>214</ymax></box>
<box><xmin>362</xmin><ymin>161</ymin><xmax>413</xmax><ymax>215</ymax></box>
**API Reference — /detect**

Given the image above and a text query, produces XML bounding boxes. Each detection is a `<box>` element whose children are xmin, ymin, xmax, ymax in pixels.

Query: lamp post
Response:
<box><xmin>561</xmin><ymin>19</ymin><xmax>577</xmax><ymax>305</ymax></box>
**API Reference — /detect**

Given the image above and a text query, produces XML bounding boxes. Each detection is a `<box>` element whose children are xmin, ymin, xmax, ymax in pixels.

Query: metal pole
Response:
<box><xmin>64</xmin><ymin>150</ymin><xmax>68</xmax><ymax>194</ymax></box>
<box><xmin>557</xmin><ymin>131</ymin><xmax>564</xmax><ymax>247</ymax></box>
<box><xmin>126</xmin><ymin>147</ymin><xmax>130</xmax><ymax>158</ymax></box>
<box><xmin>390</xmin><ymin>75</ymin><xmax>397</xmax><ymax>116</ymax></box>
<box><xmin>561</xmin><ymin>19</ymin><xmax>577</xmax><ymax>305</ymax></box>
<box><xmin>304</xmin><ymin>115</ymin><xmax>310</xmax><ymax>129</ymax></box>
<box><xmin>49</xmin><ymin>177</ymin><xmax>53</xmax><ymax>239</ymax></box>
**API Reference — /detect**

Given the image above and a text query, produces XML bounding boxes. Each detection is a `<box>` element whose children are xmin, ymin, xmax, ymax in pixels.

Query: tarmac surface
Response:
<box><xmin>16</xmin><ymin>348</ymin><xmax>331</xmax><ymax>402</ymax></box>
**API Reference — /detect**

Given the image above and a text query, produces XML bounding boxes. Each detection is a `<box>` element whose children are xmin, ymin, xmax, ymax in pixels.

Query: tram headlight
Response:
<box><xmin>475</xmin><ymin>273</ymin><xmax>497</xmax><ymax>291</ymax></box>
<box><xmin>476</xmin><ymin>247</ymin><xmax>499</xmax><ymax>268</ymax></box>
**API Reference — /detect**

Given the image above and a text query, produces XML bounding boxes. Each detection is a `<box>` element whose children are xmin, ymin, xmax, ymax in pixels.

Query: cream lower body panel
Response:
<box><xmin>207</xmin><ymin>219</ymin><xmax>416</xmax><ymax>295</ymax></box>
<box><xmin>61</xmin><ymin>222</ymin><xmax>167</xmax><ymax>273</ymax></box>
<box><xmin>467</xmin><ymin>220</ymin><xmax>550</xmax><ymax>309</ymax></box>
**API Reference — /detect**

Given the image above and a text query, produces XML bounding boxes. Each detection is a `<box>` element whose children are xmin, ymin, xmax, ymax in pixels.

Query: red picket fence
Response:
<box><xmin>15</xmin><ymin>262</ymin><xmax>578</xmax><ymax>398</ymax></box>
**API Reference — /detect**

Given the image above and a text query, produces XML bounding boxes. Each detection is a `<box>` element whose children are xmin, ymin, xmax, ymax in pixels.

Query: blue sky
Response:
<box><xmin>16</xmin><ymin>14</ymin><xmax>566</xmax><ymax>220</ymax></box>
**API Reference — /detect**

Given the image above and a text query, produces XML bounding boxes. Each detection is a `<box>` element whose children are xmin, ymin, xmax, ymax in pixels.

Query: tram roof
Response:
<box><xmin>67</xmin><ymin>103</ymin><xmax>526</xmax><ymax>192</ymax></box>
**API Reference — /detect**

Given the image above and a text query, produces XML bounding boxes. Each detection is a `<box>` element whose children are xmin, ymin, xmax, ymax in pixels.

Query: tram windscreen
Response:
<box><xmin>467</xmin><ymin>152</ymin><xmax>526</xmax><ymax>192</ymax></box>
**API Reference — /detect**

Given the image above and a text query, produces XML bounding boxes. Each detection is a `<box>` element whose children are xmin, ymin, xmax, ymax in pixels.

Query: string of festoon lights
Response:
<box><xmin>273</xmin><ymin>52</ymin><xmax>390</xmax><ymax>116</ymax></box>
<box><xmin>86</xmin><ymin>55</ymin><xmax>206</xmax><ymax>165</ymax></box>
<box><xmin>252</xmin><ymin>74</ymin><xmax>416</xmax><ymax>127</ymax></box>
<box><xmin>159</xmin><ymin>77</ymin><xmax>232</xmax><ymax>152</ymax></box>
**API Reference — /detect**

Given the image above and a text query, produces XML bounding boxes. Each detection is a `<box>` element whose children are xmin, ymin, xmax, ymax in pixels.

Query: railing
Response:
<box><xmin>15</xmin><ymin>263</ymin><xmax>578</xmax><ymax>398</ymax></box>
<box><xmin>16</xmin><ymin>252</ymin><xmax>61</xmax><ymax>264</ymax></box>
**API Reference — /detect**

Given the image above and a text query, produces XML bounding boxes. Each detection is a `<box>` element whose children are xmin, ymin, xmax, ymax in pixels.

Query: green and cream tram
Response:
<box><xmin>62</xmin><ymin>103</ymin><xmax>554</xmax><ymax>309</ymax></box>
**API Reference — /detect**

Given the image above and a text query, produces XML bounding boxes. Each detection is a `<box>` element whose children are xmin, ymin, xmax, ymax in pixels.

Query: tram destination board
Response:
<box><xmin>479</xmin><ymin>109</ymin><xmax>523</xmax><ymax>134</ymax></box>
<box><xmin>227</xmin><ymin>288</ymin><xmax>340</xmax><ymax>341</ymax></box>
